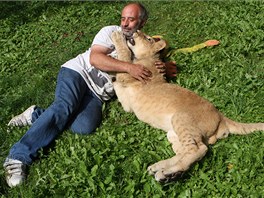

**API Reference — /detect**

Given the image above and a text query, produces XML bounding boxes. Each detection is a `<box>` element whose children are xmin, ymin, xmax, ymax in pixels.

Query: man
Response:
<box><xmin>4</xmin><ymin>2</ymin><xmax>177</xmax><ymax>187</ymax></box>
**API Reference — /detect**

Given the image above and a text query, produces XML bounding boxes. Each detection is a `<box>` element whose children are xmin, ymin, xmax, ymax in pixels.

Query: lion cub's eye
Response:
<box><xmin>145</xmin><ymin>36</ymin><xmax>153</xmax><ymax>43</ymax></box>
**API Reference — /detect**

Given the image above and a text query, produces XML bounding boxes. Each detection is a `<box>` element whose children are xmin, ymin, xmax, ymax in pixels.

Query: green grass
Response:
<box><xmin>0</xmin><ymin>1</ymin><xmax>263</xmax><ymax>197</ymax></box>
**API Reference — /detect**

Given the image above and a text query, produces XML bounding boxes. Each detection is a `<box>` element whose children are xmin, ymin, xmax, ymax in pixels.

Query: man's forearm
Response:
<box><xmin>89</xmin><ymin>45</ymin><xmax>152</xmax><ymax>82</ymax></box>
<box><xmin>90</xmin><ymin>52</ymin><xmax>131</xmax><ymax>73</ymax></box>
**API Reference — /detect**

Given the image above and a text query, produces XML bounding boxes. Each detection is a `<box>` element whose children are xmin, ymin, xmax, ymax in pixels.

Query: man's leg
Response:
<box><xmin>69</xmin><ymin>90</ymin><xmax>103</xmax><ymax>135</ymax></box>
<box><xmin>8</xmin><ymin>106</ymin><xmax>45</xmax><ymax>127</ymax></box>
<box><xmin>8</xmin><ymin>91</ymin><xmax>103</xmax><ymax>134</ymax></box>
<box><xmin>4</xmin><ymin>67</ymin><xmax>88</xmax><ymax>187</ymax></box>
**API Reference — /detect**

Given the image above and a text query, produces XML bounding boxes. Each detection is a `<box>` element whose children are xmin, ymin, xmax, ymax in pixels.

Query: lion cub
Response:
<box><xmin>111</xmin><ymin>30</ymin><xmax>263</xmax><ymax>182</ymax></box>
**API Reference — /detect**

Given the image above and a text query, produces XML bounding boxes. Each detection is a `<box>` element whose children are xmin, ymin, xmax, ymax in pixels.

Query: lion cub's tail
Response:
<box><xmin>224</xmin><ymin>117</ymin><xmax>264</xmax><ymax>135</ymax></box>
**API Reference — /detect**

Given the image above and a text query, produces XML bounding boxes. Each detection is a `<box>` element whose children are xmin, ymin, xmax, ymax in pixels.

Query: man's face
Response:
<box><xmin>120</xmin><ymin>5</ymin><xmax>144</xmax><ymax>38</ymax></box>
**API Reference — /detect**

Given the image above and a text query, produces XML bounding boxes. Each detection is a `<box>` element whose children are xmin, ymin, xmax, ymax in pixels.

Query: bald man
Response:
<box><xmin>4</xmin><ymin>3</ymin><xmax>177</xmax><ymax>187</ymax></box>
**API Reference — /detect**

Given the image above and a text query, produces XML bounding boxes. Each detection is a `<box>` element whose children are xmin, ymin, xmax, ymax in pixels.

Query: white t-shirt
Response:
<box><xmin>62</xmin><ymin>25</ymin><xmax>121</xmax><ymax>101</ymax></box>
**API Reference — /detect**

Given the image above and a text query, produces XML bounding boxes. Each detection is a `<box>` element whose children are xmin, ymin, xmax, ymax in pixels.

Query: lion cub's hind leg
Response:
<box><xmin>148</xmin><ymin>115</ymin><xmax>208</xmax><ymax>182</ymax></box>
<box><xmin>148</xmin><ymin>133</ymin><xmax>207</xmax><ymax>182</ymax></box>
<box><xmin>158</xmin><ymin>135</ymin><xmax>207</xmax><ymax>182</ymax></box>
<box><xmin>147</xmin><ymin>130</ymin><xmax>181</xmax><ymax>176</ymax></box>
<box><xmin>167</xmin><ymin>129</ymin><xmax>181</xmax><ymax>154</ymax></box>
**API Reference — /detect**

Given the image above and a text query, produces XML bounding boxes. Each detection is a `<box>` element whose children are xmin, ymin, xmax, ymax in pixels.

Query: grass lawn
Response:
<box><xmin>0</xmin><ymin>1</ymin><xmax>263</xmax><ymax>197</ymax></box>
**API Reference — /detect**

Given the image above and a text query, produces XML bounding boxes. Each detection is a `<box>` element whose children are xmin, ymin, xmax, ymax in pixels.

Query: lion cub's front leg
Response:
<box><xmin>111</xmin><ymin>31</ymin><xmax>132</xmax><ymax>62</ymax></box>
<box><xmin>111</xmin><ymin>31</ymin><xmax>133</xmax><ymax>112</ymax></box>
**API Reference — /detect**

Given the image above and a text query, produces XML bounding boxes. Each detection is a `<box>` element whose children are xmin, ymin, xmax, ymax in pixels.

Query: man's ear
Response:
<box><xmin>139</xmin><ymin>20</ymin><xmax>147</xmax><ymax>29</ymax></box>
<box><xmin>153</xmin><ymin>40</ymin><xmax>167</xmax><ymax>53</ymax></box>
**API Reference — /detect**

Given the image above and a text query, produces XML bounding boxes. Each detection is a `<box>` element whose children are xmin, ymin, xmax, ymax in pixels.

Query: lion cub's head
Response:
<box><xmin>127</xmin><ymin>31</ymin><xmax>167</xmax><ymax>60</ymax></box>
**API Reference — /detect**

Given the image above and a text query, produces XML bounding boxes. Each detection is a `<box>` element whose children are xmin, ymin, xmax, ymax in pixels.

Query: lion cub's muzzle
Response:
<box><xmin>127</xmin><ymin>37</ymin><xmax>135</xmax><ymax>46</ymax></box>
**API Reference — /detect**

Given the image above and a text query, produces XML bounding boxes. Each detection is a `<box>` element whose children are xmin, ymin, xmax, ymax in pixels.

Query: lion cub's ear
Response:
<box><xmin>153</xmin><ymin>40</ymin><xmax>167</xmax><ymax>53</ymax></box>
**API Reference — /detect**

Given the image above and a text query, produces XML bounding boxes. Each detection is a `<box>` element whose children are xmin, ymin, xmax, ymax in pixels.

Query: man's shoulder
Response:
<box><xmin>94</xmin><ymin>25</ymin><xmax>121</xmax><ymax>41</ymax></box>
<box><xmin>92</xmin><ymin>25</ymin><xmax>120</xmax><ymax>49</ymax></box>
<box><xmin>100</xmin><ymin>25</ymin><xmax>121</xmax><ymax>32</ymax></box>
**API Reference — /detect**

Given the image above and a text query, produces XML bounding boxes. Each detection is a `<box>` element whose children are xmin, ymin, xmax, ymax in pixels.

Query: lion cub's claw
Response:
<box><xmin>147</xmin><ymin>166</ymin><xmax>154</xmax><ymax>175</ymax></box>
<box><xmin>148</xmin><ymin>163</ymin><xmax>184</xmax><ymax>182</ymax></box>
<box><xmin>154</xmin><ymin>170</ymin><xmax>184</xmax><ymax>182</ymax></box>
<box><xmin>147</xmin><ymin>164</ymin><xmax>161</xmax><ymax>176</ymax></box>
<box><xmin>154</xmin><ymin>170</ymin><xmax>167</xmax><ymax>182</ymax></box>
<box><xmin>147</xmin><ymin>160</ymin><xmax>169</xmax><ymax>176</ymax></box>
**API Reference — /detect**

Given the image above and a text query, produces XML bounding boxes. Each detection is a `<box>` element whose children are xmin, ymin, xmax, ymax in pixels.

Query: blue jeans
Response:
<box><xmin>8</xmin><ymin>67</ymin><xmax>103</xmax><ymax>165</ymax></box>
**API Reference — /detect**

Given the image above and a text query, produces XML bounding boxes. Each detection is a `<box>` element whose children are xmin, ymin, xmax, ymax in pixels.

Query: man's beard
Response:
<box><xmin>121</xmin><ymin>23</ymin><xmax>141</xmax><ymax>46</ymax></box>
<box><xmin>122</xmin><ymin>29</ymin><xmax>134</xmax><ymax>38</ymax></box>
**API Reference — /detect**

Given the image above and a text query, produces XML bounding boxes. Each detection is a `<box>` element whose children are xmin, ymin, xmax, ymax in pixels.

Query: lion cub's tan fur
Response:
<box><xmin>111</xmin><ymin>31</ymin><xmax>264</xmax><ymax>182</ymax></box>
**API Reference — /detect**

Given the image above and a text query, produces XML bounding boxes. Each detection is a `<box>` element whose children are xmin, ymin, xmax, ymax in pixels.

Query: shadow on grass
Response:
<box><xmin>0</xmin><ymin>2</ymin><xmax>71</xmax><ymax>26</ymax></box>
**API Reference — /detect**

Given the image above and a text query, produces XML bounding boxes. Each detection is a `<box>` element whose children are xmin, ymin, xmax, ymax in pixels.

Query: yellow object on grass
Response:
<box><xmin>152</xmin><ymin>35</ymin><xmax>220</xmax><ymax>59</ymax></box>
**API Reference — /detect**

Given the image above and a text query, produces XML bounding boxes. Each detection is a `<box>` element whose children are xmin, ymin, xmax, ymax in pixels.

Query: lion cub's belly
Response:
<box><xmin>115</xmin><ymin>83</ymin><xmax>183</xmax><ymax>132</ymax></box>
<box><xmin>115</xmin><ymin>81</ymin><xmax>219</xmax><ymax>135</ymax></box>
<box><xmin>131</xmin><ymin>92</ymin><xmax>175</xmax><ymax>131</ymax></box>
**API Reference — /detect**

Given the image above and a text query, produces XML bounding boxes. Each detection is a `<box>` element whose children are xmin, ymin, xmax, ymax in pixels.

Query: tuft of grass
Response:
<box><xmin>0</xmin><ymin>1</ymin><xmax>263</xmax><ymax>197</ymax></box>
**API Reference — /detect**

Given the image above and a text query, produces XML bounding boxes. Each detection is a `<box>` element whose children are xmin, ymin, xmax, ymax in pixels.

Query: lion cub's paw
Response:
<box><xmin>148</xmin><ymin>166</ymin><xmax>184</xmax><ymax>182</ymax></box>
<box><xmin>154</xmin><ymin>171</ymin><xmax>167</xmax><ymax>182</ymax></box>
<box><xmin>147</xmin><ymin>163</ymin><xmax>165</xmax><ymax>176</ymax></box>
<box><xmin>111</xmin><ymin>31</ymin><xmax>126</xmax><ymax>44</ymax></box>
<box><xmin>148</xmin><ymin>161</ymin><xmax>184</xmax><ymax>182</ymax></box>
<box><xmin>147</xmin><ymin>159</ymin><xmax>169</xmax><ymax>175</ymax></box>
<box><xmin>148</xmin><ymin>168</ymin><xmax>175</xmax><ymax>182</ymax></box>
<box><xmin>155</xmin><ymin>170</ymin><xmax>184</xmax><ymax>182</ymax></box>
<box><xmin>147</xmin><ymin>166</ymin><xmax>156</xmax><ymax>176</ymax></box>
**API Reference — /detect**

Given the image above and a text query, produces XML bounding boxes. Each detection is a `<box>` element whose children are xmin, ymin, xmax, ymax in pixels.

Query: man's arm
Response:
<box><xmin>90</xmin><ymin>44</ymin><xmax>152</xmax><ymax>82</ymax></box>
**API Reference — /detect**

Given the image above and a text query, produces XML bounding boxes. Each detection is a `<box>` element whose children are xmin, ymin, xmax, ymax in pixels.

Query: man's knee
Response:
<box><xmin>71</xmin><ymin>126</ymin><xmax>95</xmax><ymax>135</ymax></box>
<box><xmin>70</xmin><ymin>119</ymin><xmax>101</xmax><ymax>135</ymax></box>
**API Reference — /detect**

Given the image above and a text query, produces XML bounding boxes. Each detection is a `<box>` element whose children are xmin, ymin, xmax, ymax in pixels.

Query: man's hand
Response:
<box><xmin>155</xmin><ymin>61</ymin><xmax>177</xmax><ymax>79</ymax></box>
<box><xmin>127</xmin><ymin>64</ymin><xmax>152</xmax><ymax>83</ymax></box>
<box><xmin>165</xmin><ymin>61</ymin><xmax>177</xmax><ymax>78</ymax></box>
